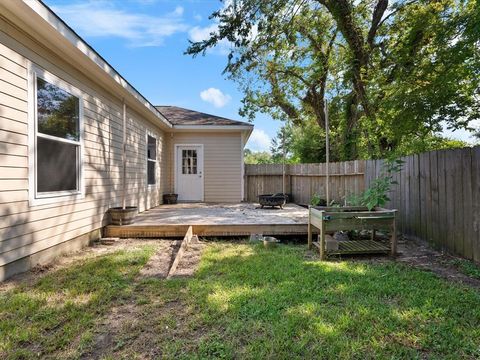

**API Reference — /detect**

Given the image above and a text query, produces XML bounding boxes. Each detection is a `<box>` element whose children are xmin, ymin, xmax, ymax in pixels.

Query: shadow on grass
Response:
<box><xmin>145</xmin><ymin>243</ymin><xmax>480</xmax><ymax>359</ymax></box>
<box><xmin>0</xmin><ymin>246</ymin><xmax>154</xmax><ymax>359</ymax></box>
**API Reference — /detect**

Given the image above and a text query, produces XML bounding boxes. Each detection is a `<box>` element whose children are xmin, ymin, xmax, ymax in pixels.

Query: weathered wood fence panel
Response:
<box><xmin>245</xmin><ymin>146</ymin><xmax>479</xmax><ymax>261</ymax></box>
<box><xmin>244</xmin><ymin>160</ymin><xmax>365</xmax><ymax>205</ymax></box>
<box><xmin>365</xmin><ymin>146</ymin><xmax>480</xmax><ymax>262</ymax></box>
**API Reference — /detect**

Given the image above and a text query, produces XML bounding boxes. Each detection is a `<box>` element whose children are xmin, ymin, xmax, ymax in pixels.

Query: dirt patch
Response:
<box><xmin>81</xmin><ymin>238</ymin><xmax>206</xmax><ymax>359</ymax></box>
<box><xmin>139</xmin><ymin>240</ymin><xmax>181</xmax><ymax>279</ymax></box>
<box><xmin>396</xmin><ymin>237</ymin><xmax>480</xmax><ymax>289</ymax></box>
<box><xmin>315</xmin><ymin>234</ymin><xmax>480</xmax><ymax>290</ymax></box>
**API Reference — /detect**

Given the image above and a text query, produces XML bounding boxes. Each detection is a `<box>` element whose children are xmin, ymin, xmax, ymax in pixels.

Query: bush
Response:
<box><xmin>348</xmin><ymin>158</ymin><xmax>404</xmax><ymax>210</ymax></box>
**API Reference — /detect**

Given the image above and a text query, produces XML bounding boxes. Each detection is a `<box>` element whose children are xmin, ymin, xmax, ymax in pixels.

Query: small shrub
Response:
<box><xmin>348</xmin><ymin>158</ymin><xmax>404</xmax><ymax>210</ymax></box>
<box><xmin>310</xmin><ymin>193</ymin><xmax>327</xmax><ymax>206</ymax></box>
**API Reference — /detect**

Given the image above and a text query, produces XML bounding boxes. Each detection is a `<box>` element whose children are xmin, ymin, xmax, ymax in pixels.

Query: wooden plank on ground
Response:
<box><xmin>328</xmin><ymin>240</ymin><xmax>389</xmax><ymax>255</ymax></box>
<box><xmin>167</xmin><ymin>225</ymin><xmax>193</xmax><ymax>279</ymax></box>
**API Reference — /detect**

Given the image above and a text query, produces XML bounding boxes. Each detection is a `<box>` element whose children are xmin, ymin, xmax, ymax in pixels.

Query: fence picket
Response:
<box><xmin>244</xmin><ymin>146</ymin><xmax>480</xmax><ymax>260</ymax></box>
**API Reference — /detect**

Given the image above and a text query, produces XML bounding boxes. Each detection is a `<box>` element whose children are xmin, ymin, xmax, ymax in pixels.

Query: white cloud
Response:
<box><xmin>130</xmin><ymin>0</ymin><xmax>158</xmax><ymax>5</ymax></box>
<box><xmin>246</xmin><ymin>129</ymin><xmax>272</xmax><ymax>152</ymax></box>
<box><xmin>51</xmin><ymin>1</ymin><xmax>188</xmax><ymax>47</ymax></box>
<box><xmin>189</xmin><ymin>23</ymin><xmax>218</xmax><ymax>43</ymax></box>
<box><xmin>188</xmin><ymin>23</ymin><xmax>231</xmax><ymax>55</ymax></box>
<box><xmin>200</xmin><ymin>88</ymin><xmax>232</xmax><ymax>108</ymax></box>
<box><xmin>442</xmin><ymin>119</ymin><xmax>480</xmax><ymax>144</ymax></box>
<box><xmin>172</xmin><ymin>6</ymin><xmax>184</xmax><ymax>16</ymax></box>
<box><xmin>187</xmin><ymin>1</ymin><xmax>257</xmax><ymax>56</ymax></box>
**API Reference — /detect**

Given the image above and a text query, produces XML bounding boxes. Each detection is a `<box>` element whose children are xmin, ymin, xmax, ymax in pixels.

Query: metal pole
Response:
<box><xmin>325</xmin><ymin>99</ymin><xmax>330</xmax><ymax>205</ymax></box>
<box><xmin>122</xmin><ymin>101</ymin><xmax>127</xmax><ymax>209</ymax></box>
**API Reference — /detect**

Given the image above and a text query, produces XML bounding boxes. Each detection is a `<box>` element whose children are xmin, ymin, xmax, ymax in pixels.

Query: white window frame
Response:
<box><xmin>146</xmin><ymin>132</ymin><xmax>157</xmax><ymax>187</ymax></box>
<box><xmin>28</xmin><ymin>63</ymin><xmax>85</xmax><ymax>206</ymax></box>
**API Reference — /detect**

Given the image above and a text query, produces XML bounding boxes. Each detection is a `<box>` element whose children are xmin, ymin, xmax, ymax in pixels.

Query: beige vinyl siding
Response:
<box><xmin>0</xmin><ymin>19</ymin><xmax>166</xmax><ymax>276</ymax></box>
<box><xmin>168</xmin><ymin>132</ymin><xmax>242</xmax><ymax>202</ymax></box>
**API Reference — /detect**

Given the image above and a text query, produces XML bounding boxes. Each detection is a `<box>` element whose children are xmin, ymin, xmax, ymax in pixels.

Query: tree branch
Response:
<box><xmin>368</xmin><ymin>0</ymin><xmax>389</xmax><ymax>49</ymax></box>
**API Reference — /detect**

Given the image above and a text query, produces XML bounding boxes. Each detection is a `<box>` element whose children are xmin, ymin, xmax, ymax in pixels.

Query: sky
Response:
<box><xmin>44</xmin><ymin>0</ymin><xmax>477</xmax><ymax>152</ymax></box>
<box><xmin>43</xmin><ymin>0</ymin><xmax>273</xmax><ymax>152</ymax></box>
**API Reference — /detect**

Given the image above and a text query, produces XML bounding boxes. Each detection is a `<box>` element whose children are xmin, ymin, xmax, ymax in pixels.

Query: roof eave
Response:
<box><xmin>172</xmin><ymin>124</ymin><xmax>254</xmax><ymax>131</ymax></box>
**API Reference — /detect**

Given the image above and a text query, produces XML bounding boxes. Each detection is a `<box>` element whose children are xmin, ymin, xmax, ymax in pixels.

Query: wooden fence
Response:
<box><xmin>244</xmin><ymin>160</ymin><xmax>365</xmax><ymax>205</ymax></box>
<box><xmin>244</xmin><ymin>146</ymin><xmax>480</xmax><ymax>262</ymax></box>
<box><xmin>365</xmin><ymin>146</ymin><xmax>480</xmax><ymax>262</ymax></box>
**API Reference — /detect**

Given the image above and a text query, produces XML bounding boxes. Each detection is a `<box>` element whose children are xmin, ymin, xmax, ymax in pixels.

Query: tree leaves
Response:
<box><xmin>187</xmin><ymin>0</ymin><xmax>480</xmax><ymax>160</ymax></box>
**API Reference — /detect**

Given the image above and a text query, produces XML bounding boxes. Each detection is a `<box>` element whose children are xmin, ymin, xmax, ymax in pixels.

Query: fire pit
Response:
<box><xmin>258</xmin><ymin>193</ymin><xmax>288</xmax><ymax>209</ymax></box>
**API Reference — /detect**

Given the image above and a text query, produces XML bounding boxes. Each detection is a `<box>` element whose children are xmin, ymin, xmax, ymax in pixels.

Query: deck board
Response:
<box><xmin>104</xmin><ymin>203</ymin><xmax>310</xmax><ymax>238</ymax></box>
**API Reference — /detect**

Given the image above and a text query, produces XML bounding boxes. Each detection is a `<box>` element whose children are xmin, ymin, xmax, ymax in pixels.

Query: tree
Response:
<box><xmin>270</xmin><ymin>126</ymin><xmax>294</xmax><ymax>163</ymax></box>
<box><xmin>187</xmin><ymin>0</ymin><xmax>480</xmax><ymax>159</ymax></box>
<box><xmin>472</xmin><ymin>128</ymin><xmax>480</xmax><ymax>144</ymax></box>
<box><xmin>271</xmin><ymin>120</ymin><xmax>333</xmax><ymax>163</ymax></box>
<box><xmin>244</xmin><ymin>149</ymin><xmax>274</xmax><ymax>164</ymax></box>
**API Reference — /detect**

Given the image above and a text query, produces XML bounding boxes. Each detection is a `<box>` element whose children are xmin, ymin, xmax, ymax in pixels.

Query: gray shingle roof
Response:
<box><xmin>155</xmin><ymin>106</ymin><xmax>253</xmax><ymax>127</ymax></box>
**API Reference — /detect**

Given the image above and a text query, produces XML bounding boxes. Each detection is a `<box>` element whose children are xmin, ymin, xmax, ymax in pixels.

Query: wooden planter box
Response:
<box><xmin>308</xmin><ymin>206</ymin><xmax>397</xmax><ymax>260</ymax></box>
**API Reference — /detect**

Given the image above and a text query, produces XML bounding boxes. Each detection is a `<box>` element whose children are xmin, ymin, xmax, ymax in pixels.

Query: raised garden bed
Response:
<box><xmin>308</xmin><ymin>206</ymin><xmax>397</xmax><ymax>259</ymax></box>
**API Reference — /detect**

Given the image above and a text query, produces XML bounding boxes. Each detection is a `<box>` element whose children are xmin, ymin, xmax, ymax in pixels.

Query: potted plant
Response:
<box><xmin>163</xmin><ymin>193</ymin><xmax>178</xmax><ymax>204</ymax></box>
<box><xmin>109</xmin><ymin>206</ymin><xmax>138</xmax><ymax>225</ymax></box>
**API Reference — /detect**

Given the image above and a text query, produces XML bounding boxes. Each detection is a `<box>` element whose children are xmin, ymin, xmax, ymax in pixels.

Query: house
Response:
<box><xmin>0</xmin><ymin>0</ymin><xmax>253</xmax><ymax>281</ymax></box>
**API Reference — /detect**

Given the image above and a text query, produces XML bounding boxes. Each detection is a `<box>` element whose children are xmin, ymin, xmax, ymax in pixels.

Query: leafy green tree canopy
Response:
<box><xmin>187</xmin><ymin>0</ymin><xmax>480</xmax><ymax>160</ymax></box>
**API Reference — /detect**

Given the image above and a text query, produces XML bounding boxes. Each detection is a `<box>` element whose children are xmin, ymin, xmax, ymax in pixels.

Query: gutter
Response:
<box><xmin>172</xmin><ymin>125</ymin><xmax>254</xmax><ymax>131</ymax></box>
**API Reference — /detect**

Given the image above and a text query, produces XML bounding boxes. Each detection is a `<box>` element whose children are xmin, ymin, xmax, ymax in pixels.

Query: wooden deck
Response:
<box><xmin>104</xmin><ymin>203</ymin><xmax>309</xmax><ymax>238</ymax></box>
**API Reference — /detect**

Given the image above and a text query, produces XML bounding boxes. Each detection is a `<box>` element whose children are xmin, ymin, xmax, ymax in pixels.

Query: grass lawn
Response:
<box><xmin>1</xmin><ymin>242</ymin><xmax>479</xmax><ymax>359</ymax></box>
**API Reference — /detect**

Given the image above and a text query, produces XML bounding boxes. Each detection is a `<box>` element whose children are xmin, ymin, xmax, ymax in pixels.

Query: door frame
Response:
<box><xmin>174</xmin><ymin>144</ymin><xmax>204</xmax><ymax>201</ymax></box>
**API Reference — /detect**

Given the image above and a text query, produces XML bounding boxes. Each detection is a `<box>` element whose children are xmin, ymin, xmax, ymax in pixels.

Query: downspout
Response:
<box><xmin>122</xmin><ymin>101</ymin><xmax>127</xmax><ymax>209</ymax></box>
<box><xmin>241</xmin><ymin>131</ymin><xmax>245</xmax><ymax>201</ymax></box>
<box><xmin>170</xmin><ymin>132</ymin><xmax>174</xmax><ymax>194</ymax></box>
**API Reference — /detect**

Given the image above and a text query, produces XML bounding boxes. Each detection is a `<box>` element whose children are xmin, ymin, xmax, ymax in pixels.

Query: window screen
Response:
<box><xmin>147</xmin><ymin>135</ymin><xmax>156</xmax><ymax>185</ymax></box>
<box><xmin>36</xmin><ymin>76</ymin><xmax>81</xmax><ymax>195</ymax></box>
<box><xmin>37</xmin><ymin>137</ymin><xmax>78</xmax><ymax>192</ymax></box>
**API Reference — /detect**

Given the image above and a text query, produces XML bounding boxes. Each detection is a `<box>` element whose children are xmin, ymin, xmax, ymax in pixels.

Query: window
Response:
<box><xmin>147</xmin><ymin>135</ymin><xmax>156</xmax><ymax>185</ymax></box>
<box><xmin>182</xmin><ymin>149</ymin><xmax>197</xmax><ymax>174</ymax></box>
<box><xmin>33</xmin><ymin>71</ymin><xmax>83</xmax><ymax>200</ymax></box>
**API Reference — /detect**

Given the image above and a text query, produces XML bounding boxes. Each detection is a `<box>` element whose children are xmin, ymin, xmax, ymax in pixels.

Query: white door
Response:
<box><xmin>176</xmin><ymin>145</ymin><xmax>204</xmax><ymax>201</ymax></box>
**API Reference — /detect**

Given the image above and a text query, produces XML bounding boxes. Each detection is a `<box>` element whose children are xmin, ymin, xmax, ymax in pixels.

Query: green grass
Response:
<box><xmin>0</xmin><ymin>245</ymin><xmax>155</xmax><ymax>359</ymax></box>
<box><xmin>118</xmin><ymin>243</ymin><xmax>480</xmax><ymax>359</ymax></box>
<box><xmin>450</xmin><ymin>258</ymin><xmax>480</xmax><ymax>279</ymax></box>
<box><xmin>1</xmin><ymin>242</ymin><xmax>479</xmax><ymax>359</ymax></box>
